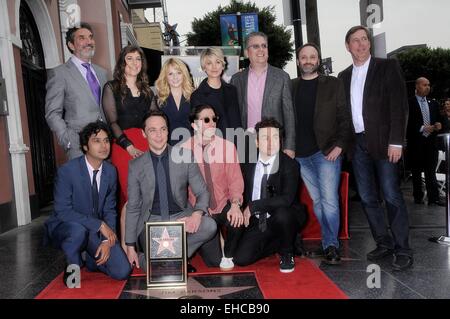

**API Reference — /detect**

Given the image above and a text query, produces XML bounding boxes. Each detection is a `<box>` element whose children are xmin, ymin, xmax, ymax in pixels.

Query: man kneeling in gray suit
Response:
<box><xmin>124</xmin><ymin>110</ymin><xmax>216</xmax><ymax>273</ymax></box>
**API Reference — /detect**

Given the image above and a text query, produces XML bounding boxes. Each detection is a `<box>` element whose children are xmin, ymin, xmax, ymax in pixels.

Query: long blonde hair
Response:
<box><xmin>155</xmin><ymin>57</ymin><xmax>193</xmax><ymax>106</ymax></box>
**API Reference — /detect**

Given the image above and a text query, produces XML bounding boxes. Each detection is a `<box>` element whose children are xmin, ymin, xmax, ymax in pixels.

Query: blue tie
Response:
<box><xmin>92</xmin><ymin>170</ymin><xmax>99</xmax><ymax>216</ymax></box>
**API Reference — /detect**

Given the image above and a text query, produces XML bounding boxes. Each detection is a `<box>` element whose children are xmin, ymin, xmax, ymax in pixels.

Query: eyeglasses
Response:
<box><xmin>247</xmin><ymin>43</ymin><xmax>268</xmax><ymax>50</ymax></box>
<box><xmin>199</xmin><ymin>116</ymin><xmax>219</xmax><ymax>124</ymax></box>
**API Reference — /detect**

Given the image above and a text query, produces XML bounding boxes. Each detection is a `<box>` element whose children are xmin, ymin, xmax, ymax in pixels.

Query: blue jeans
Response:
<box><xmin>297</xmin><ymin>151</ymin><xmax>341</xmax><ymax>249</ymax></box>
<box><xmin>352</xmin><ymin>134</ymin><xmax>411</xmax><ymax>255</ymax></box>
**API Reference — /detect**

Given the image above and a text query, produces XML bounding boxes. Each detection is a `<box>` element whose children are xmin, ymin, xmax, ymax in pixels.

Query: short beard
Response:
<box><xmin>300</xmin><ymin>63</ymin><xmax>320</xmax><ymax>76</ymax></box>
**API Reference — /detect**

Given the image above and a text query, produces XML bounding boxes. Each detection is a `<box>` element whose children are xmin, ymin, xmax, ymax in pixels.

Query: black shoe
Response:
<box><xmin>187</xmin><ymin>263</ymin><xmax>197</xmax><ymax>273</ymax></box>
<box><xmin>428</xmin><ymin>199</ymin><xmax>446</xmax><ymax>207</ymax></box>
<box><xmin>306</xmin><ymin>247</ymin><xmax>325</xmax><ymax>258</ymax></box>
<box><xmin>414</xmin><ymin>198</ymin><xmax>424</xmax><ymax>204</ymax></box>
<box><xmin>392</xmin><ymin>254</ymin><xmax>413</xmax><ymax>271</ymax></box>
<box><xmin>323</xmin><ymin>246</ymin><xmax>341</xmax><ymax>265</ymax></box>
<box><xmin>279</xmin><ymin>253</ymin><xmax>295</xmax><ymax>273</ymax></box>
<box><xmin>367</xmin><ymin>246</ymin><xmax>393</xmax><ymax>261</ymax></box>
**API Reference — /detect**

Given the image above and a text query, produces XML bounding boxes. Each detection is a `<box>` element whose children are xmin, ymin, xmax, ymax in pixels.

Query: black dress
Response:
<box><xmin>159</xmin><ymin>93</ymin><xmax>192</xmax><ymax>145</ymax></box>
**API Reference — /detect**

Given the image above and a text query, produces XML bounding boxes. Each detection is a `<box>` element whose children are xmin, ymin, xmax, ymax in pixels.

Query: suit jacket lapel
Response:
<box><xmin>267</xmin><ymin>153</ymin><xmax>280</xmax><ymax>186</ymax></box>
<box><xmin>98</xmin><ymin>166</ymin><xmax>108</xmax><ymax>217</ymax></box>
<box><xmin>66</xmin><ymin>59</ymin><xmax>99</xmax><ymax>106</ymax></box>
<box><xmin>241</xmin><ymin>68</ymin><xmax>249</xmax><ymax>128</ymax></box>
<box><xmin>262</xmin><ymin>65</ymin><xmax>275</xmax><ymax>114</ymax></box>
<box><xmin>143</xmin><ymin>152</ymin><xmax>156</xmax><ymax>206</ymax></box>
<box><xmin>79</xmin><ymin>157</ymin><xmax>93</xmax><ymax>215</ymax></box>
<box><xmin>362</xmin><ymin>58</ymin><xmax>376</xmax><ymax>113</ymax></box>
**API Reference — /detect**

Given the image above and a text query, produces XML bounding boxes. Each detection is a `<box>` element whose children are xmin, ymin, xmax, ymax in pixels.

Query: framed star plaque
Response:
<box><xmin>145</xmin><ymin>221</ymin><xmax>187</xmax><ymax>288</ymax></box>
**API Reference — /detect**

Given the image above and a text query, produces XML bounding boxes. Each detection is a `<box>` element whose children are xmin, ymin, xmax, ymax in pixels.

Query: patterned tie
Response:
<box><xmin>203</xmin><ymin>144</ymin><xmax>217</xmax><ymax>211</ymax></box>
<box><xmin>82</xmin><ymin>63</ymin><xmax>101</xmax><ymax>105</ymax></box>
<box><xmin>259</xmin><ymin>163</ymin><xmax>270</xmax><ymax>232</ymax></box>
<box><xmin>156</xmin><ymin>157</ymin><xmax>170</xmax><ymax>221</ymax></box>
<box><xmin>420</xmin><ymin>97</ymin><xmax>431</xmax><ymax>137</ymax></box>
<box><xmin>92</xmin><ymin>169</ymin><xmax>99</xmax><ymax>216</ymax></box>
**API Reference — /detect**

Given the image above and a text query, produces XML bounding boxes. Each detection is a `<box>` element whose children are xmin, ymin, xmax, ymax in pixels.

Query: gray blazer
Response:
<box><xmin>125</xmin><ymin>145</ymin><xmax>210</xmax><ymax>245</ymax></box>
<box><xmin>230</xmin><ymin>64</ymin><xmax>295</xmax><ymax>151</ymax></box>
<box><xmin>45</xmin><ymin>58</ymin><xmax>107</xmax><ymax>159</ymax></box>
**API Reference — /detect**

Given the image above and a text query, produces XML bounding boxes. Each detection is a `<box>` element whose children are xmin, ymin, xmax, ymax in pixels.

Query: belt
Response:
<box><xmin>356</xmin><ymin>131</ymin><xmax>365</xmax><ymax>136</ymax></box>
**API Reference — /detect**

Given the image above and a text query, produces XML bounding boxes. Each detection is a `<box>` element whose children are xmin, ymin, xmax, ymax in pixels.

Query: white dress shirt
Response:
<box><xmin>350</xmin><ymin>57</ymin><xmax>371</xmax><ymax>134</ymax></box>
<box><xmin>252</xmin><ymin>154</ymin><xmax>277</xmax><ymax>218</ymax></box>
<box><xmin>85</xmin><ymin>156</ymin><xmax>102</xmax><ymax>192</ymax></box>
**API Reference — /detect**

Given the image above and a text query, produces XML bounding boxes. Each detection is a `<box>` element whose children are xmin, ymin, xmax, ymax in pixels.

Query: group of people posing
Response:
<box><xmin>44</xmin><ymin>22</ymin><xmax>423</xmax><ymax>286</ymax></box>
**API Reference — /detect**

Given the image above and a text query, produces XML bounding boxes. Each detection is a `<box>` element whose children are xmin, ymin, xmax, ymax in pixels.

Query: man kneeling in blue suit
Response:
<box><xmin>44</xmin><ymin>121</ymin><xmax>131</xmax><ymax>285</ymax></box>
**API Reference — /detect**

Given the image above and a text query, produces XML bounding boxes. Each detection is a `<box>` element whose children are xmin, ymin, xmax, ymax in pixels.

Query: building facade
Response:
<box><xmin>0</xmin><ymin>0</ymin><xmax>137</xmax><ymax>234</ymax></box>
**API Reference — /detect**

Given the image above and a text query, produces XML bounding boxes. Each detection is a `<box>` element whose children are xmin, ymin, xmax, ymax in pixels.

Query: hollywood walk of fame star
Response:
<box><xmin>124</xmin><ymin>277</ymin><xmax>256</xmax><ymax>299</ymax></box>
<box><xmin>152</xmin><ymin>227</ymin><xmax>178</xmax><ymax>255</ymax></box>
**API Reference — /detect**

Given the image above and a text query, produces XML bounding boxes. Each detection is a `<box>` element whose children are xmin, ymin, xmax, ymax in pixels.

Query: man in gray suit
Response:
<box><xmin>125</xmin><ymin>111</ymin><xmax>217</xmax><ymax>273</ymax></box>
<box><xmin>45</xmin><ymin>22</ymin><xmax>107</xmax><ymax>160</ymax></box>
<box><xmin>231</xmin><ymin>31</ymin><xmax>296</xmax><ymax>160</ymax></box>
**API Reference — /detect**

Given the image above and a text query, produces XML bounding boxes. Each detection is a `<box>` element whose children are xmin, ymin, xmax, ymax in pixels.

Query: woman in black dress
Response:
<box><xmin>154</xmin><ymin>57</ymin><xmax>194</xmax><ymax>145</ymax></box>
<box><xmin>191</xmin><ymin>47</ymin><xmax>242</xmax><ymax>140</ymax></box>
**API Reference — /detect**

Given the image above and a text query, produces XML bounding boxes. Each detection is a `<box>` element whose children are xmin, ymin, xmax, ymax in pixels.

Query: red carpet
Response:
<box><xmin>35</xmin><ymin>270</ymin><xmax>127</xmax><ymax>299</ymax></box>
<box><xmin>36</xmin><ymin>255</ymin><xmax>347</xmax><ymax>299</ymax></box>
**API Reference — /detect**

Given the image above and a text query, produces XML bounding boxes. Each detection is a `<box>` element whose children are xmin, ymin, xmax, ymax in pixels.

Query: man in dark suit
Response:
<box><xmin>407</xmin><ymin>77</ymin><xmax>446</xmax><ymax>206</ymax></box>
<box><xmin>45</xmin><ymin>22</ymin><xmax>107</xmax><ymax>160</ymax></box>
<box><xmin>231</xmin><ymin>32</ymin><xmax>296</xmax><ymax>160</ymax></box>
<box><xmin>44</xmin><ymin>122</ymin><xmax>131</xmax><ymax>284</ymax></box>
<box><xmin>125</xmin><ymin>111</ymin><xmax>217</xmax><ymax>273</ymax></box>
<box><xmin>338</xmin><ymin>25</ymin><xmax>412</xmax><ymax>271</ymax></box>
<box><xmin>233</xmin><ymin>118</ymin><xmax>307</xmax><ymax>273</ymax></box>
<box><xmin>292</xmin><ymin>43</ymin><xmax>353</xmax><ymax>265</ymax></box>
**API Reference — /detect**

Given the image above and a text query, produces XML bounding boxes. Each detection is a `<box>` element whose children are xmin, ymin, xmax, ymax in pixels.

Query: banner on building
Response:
<box><xmin>241</xmin><ymin>13</ymin><xmax>258</xmax><ymax>49</ymax></box>
<box><xmin>220</xmin><ymin>14</ymin><xmax>239</xmax><ymax>46</ymax></box>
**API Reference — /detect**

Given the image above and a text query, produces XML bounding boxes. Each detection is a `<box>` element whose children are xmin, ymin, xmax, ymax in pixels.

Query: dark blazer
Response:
<box><xmin>45</xmin><ymin>156</ymin><xmax>117</xmax><ymax>242</ymax></box>
<box><xmin>191</xmin><ymin>78</ymin><xmax>242</xmax><ymax>132</ymax></box>
<box><xmin>242</xmin><ymin>152</ymin><xmax>301</xmax><ymax>215</ymax></box>
<box><xmin>407</xmin><ymin>96</ymin><xmax>446</xmax><ymax>153</ymax></box>
<box><xmin>338</xmin><ymin>57</ymin><xmax>409</xmax><ymax>159</ymax></box>
<box><xmin>231</xmin><ymin>65</ymin><xmax>295</xmax><ymax>151</ymax></box>
<box><xmin>291</xmin><ymin>75</ymin><xmax>353</xmax><ymax>155</ymax></box>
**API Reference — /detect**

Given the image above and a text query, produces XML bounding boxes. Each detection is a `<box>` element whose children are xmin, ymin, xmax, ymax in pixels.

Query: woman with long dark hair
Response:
<box><xmin>102</xmin><ymin>45</ymin><xmax>156</xmax><ymax>250</ymax></box>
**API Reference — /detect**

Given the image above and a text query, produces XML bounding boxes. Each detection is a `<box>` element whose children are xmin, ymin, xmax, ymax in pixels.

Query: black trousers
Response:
<box><xmin>199</xmin><ymin>202</ymin><xmax>245</xmax><ymax>267</ymax></box>
<box><xmin>409</xmin><ymin>137</ymin><xmax>439</xmax><ymax>202</ymax></box>
<box><xmin>233</xmin><ymin>206</ymin><xmax>307</xmax><ymax>266</ymax></box>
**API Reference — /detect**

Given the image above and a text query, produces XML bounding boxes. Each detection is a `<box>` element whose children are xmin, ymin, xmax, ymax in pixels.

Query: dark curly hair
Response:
<box><xmin>79</xmin><ymin>121</ymin><xmax>113</xmax><ymax>154</ymax></box>
<box><xmin>111</xmin><ymin>45</ymin><xmax>153</xmax><ymax>103</ymax></box>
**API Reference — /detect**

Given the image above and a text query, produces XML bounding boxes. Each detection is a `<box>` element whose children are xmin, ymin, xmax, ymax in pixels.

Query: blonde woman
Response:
<box><xmin>155</xmin><ymin>58</ymin><xmax>194</xmax><ymax>145</ymax></box>
<box><xmin>191</xmin><ymin>47</ymin><xmax>242</xmax><ymax>135</ymax></box>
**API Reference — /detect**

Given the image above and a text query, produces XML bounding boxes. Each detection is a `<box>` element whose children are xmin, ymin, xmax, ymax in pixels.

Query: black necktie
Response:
<box><xmin>92</xmin><ymin>169</ymin><xmax>99</xmax><ymax>216</ymax></box>
<box><xmin>156</xmin><ymin>157</ymin><xmax>170</xmax><ymax>221</ymax></box>
<box><xmin>203</xmin><ymin>144</ymin><xmax>217</xmax><ymax>211</ymax></box>
<box><xmin>259</xmin><ymin>163</ymin><xmax>270</xmax><ymax>232</ymax></box>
